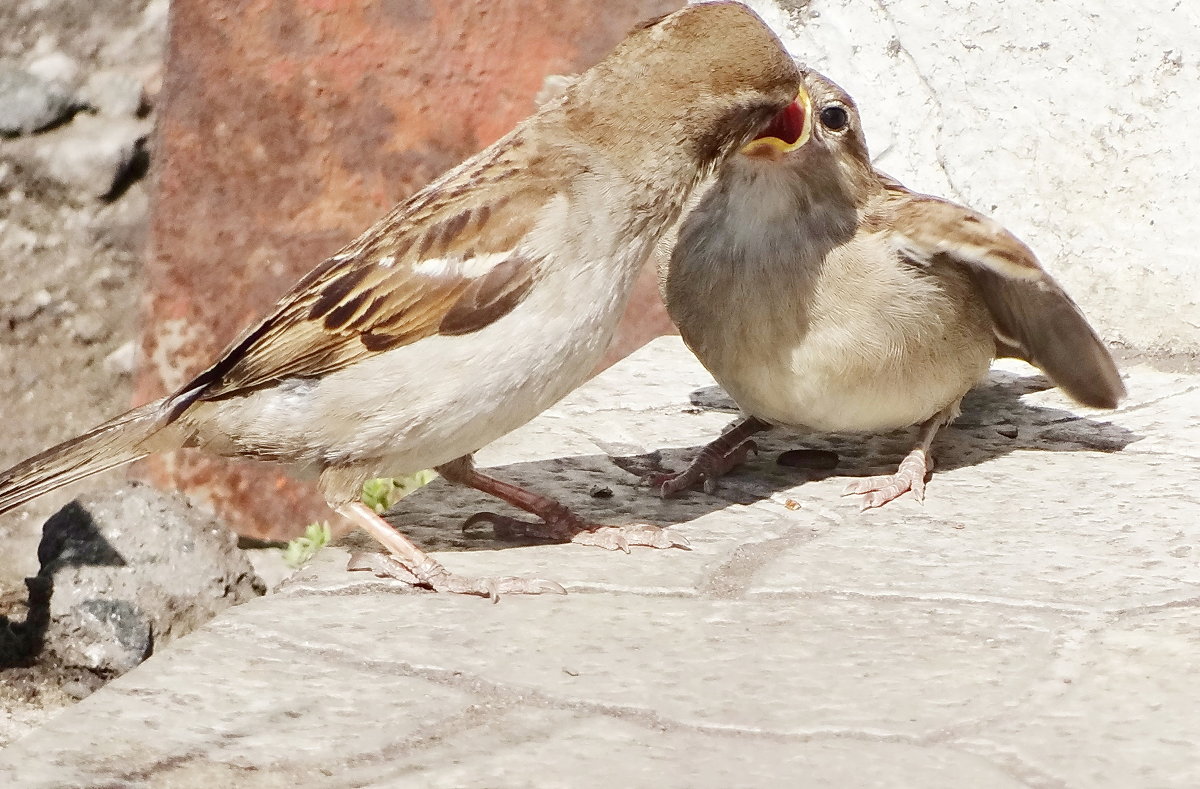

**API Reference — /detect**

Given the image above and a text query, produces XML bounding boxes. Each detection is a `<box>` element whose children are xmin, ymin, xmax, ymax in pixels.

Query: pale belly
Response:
<box><xmin>184</xmin><ymin>250</ymin><xmax>639</xmax><ymax>475</ymax></box>
<box><xmin>715</xmin><ymin>329</ymin><xmax>993</xmax><ymax>433</ymax></box>
<box><xmin>681</xmin><ymin>255</ymin><xmax>996</xmax><ymax>433</ymax></box>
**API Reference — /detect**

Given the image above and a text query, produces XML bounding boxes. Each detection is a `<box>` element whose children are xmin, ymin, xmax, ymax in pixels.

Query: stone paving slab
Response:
<box><xmin>1</xmin><ymin>337</ymin><xmax>1197</xmax><ymax>788</ymax></box>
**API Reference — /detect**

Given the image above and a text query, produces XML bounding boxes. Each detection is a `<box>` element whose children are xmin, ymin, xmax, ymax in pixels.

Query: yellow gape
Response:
<box><xmin>740</xmin><ymin>86</ymin><xmax>812</xmax><ymax>159</ymax></box>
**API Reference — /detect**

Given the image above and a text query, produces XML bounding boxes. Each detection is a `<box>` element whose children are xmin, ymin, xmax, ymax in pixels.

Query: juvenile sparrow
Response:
<box><xmin>658</xmin><ymin>67</ymin><xmax>1125</xmax><ymax>509</ymax></box>
<box><xmin>0</xmin><ymin>3</ymin><xmax>802</xmax><ymax>597</ymax></box>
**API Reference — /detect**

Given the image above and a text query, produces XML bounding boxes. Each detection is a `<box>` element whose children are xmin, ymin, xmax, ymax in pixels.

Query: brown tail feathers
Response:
<box><xmin>0</xmin><ymin>400</ymin><xmax>170</xmax><ymax>515</ymax></box>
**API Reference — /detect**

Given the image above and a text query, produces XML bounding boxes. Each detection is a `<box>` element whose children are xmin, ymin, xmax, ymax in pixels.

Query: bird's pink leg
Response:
<box><xmin>655</xmin><ymin>416</ymin><xmax>769</xmax><ymax>497</ymax></box>
<box><xmin>438</xmin><ymin>456</ymin><xmax>689</xmax><ymax>553</ymax></box>
<box><xmin>842</xmin><ymin>403</ymin><xmax>958</xmax><ymax>510</ymax></box>
<box><xmin>340</xmin><ymin>501</ymin><xmax>566</xmax><ymax>600</ymax></box>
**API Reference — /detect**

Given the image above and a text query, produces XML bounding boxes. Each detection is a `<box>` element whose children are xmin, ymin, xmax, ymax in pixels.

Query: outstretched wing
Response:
<box><xmin>889</xmin><ymin>192</ymin><xmax>1125</xmax><ymax>409</ymax></box>
<box><xmin>180</xmin><ymin>149</ymin><xmax>557</xmax><ymax>404</ymax></box>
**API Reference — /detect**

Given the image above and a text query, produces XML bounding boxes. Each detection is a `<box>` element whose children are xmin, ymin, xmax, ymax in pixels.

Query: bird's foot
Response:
<box><xmin>653</xmin><ymin>439</ymin><xmax>757</xmax><ymax>497</ymax></box>
<box><xmin>462</xmin><ymin>511</ymin><xmax>689</xmax><ymax>553</ymax></box>
<box><xmin>438</xmin><ymin>456</ymin><xmax>686</xmax><ymax>551</ymax></box>
<box><xmin>347</xmin><ymin>551</ymin><xmax>566</xmax><ymax>602</ymax></box>
<box><xmin>842</xmin><ymin>448</ymin><xmax>934</xmax><ymax>510</ymax></box>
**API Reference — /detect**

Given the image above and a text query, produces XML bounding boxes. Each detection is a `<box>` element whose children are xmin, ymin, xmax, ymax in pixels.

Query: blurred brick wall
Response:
<box><xmin>136</xmin><ymin>0</ymin><xmax>681</xmax><ymax>538</ymax></box>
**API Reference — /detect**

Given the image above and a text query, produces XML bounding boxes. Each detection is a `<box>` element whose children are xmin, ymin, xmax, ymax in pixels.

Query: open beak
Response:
<box><xmin>741</xmin><ymin>86</ymin><xmax>812</xmax><ymax>160</ymax></box>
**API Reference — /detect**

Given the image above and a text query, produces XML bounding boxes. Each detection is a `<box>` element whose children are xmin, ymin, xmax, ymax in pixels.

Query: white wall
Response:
<box><xmin>734</xmin><ymin>0</ymin><xmax>1199</xmax><ymax>355</ymax></box>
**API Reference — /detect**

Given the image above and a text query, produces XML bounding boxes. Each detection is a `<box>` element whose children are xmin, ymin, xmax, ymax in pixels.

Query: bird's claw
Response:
<box><xmin>461</xmin><ymin>511</ymin><xmax>565</xmax><ymax>542</ymax></box>
<box><xmin>653</xmin><ymin>439</ymin><xmax>757</xmax><ymax>498</ymax></box>
<box><xmin>462</xmin><ymin>512</ymin><xmax>688</xmax><ymax>552</ymax></box>
<box><xmin>461</xmin><ymin>511</ymin><xmax>509</xmax><ymax>535</ymax></box>
<box><xmin>347</xmin><ymin>550</ymin><xmax>422</xmax><ymax>584</ymax></box>
<box><xmin>842</xmin><ymin>449</ymin><xmax>932</xmax><ymax>510</ymax></box>
<box><xmin>346</xmin><ymin>551</ymin><xmax>566</xmax><ymax>601</ymax></box>
<box><xmin>570</xmin><ymin>523</ymin><xmax>690</xmax><ymax>552</ymax></box>
<box><xmin>441</xmin><ymin>574</ymin><xmax>568</xmax><ymax>601</ymax></box>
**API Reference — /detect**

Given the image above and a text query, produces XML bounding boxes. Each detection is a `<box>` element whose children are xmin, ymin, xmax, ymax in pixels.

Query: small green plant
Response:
<box><xmin>279</xmin><ymin>472</ymin><xmax>435</xmax><ymax>568</ymax></box>
<box><xmin>360</xmin><ymin>470</ymin><xmax>437</xmax><ymax>513</ymax></box>
<box><xmin>281</xmin><ymin>521</ymin><xmax>332</xmax><ymax>569</ymax></box>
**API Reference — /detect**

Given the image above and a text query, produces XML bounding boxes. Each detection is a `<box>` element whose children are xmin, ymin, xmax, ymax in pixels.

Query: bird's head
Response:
<box><xmin>739</xmin><ymin>68</ymin><xmax>871</xmax><ymax>170</ymax></box>
<box><xmin>556</xmin><ymin>3</ymin><xmax>802</xmax><ymax>181</ymax></box>
<box><xmin>733</xmin><ymin>67</ymin><xmax>876</xmax><ymax>211</ymax></box>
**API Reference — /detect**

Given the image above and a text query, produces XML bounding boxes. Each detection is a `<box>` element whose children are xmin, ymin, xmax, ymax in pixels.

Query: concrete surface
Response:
<box><xmin>746</xmin><ymin>0</ymin><xmax>1200</xmax><ymax>354</ymax></box>
<box><xmin>0</xmin><ymin>337</ymin><xmax>1196</xmax><ymax>788</ymax></box>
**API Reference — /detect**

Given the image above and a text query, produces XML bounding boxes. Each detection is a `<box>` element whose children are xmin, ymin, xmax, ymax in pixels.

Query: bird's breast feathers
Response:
<box><xmin>675</xmin><ymin>221</ymin><xmax>995</xmax><ymax>433</ymax></box>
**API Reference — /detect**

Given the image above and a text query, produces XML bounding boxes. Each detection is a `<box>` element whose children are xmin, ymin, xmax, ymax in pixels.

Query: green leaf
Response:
<box><xmin>360</xmin><ymin>470</ymin><xmax>437</xmax><ymax>513</ymax></box>
<box><xmin>281</xmin><ymin>521</ymin><xmax>332</xmax><ymax>569</ymax></box>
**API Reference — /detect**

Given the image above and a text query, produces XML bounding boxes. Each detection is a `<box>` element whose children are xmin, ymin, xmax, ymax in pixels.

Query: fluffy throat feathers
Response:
<box><xmin>715</xmin><ymin>148</ymin><xmax>868</xmax><ymax>251</ymax></box>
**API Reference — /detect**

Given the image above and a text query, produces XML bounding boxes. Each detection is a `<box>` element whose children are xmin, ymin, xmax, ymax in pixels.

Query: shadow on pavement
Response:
<box><xmin>354</xmin><ymin>368</ymin><xmax>1138</xmax><ymax>557</ymax></box>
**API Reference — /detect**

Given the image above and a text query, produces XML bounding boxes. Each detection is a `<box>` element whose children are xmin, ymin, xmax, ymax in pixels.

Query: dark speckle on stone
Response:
<box><xmin>777</xmin><ymin>449</ymin><xmax>839</xmax><ymax>470</ymax></box>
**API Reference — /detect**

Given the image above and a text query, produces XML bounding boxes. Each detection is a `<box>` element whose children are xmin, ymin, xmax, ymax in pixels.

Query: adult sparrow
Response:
<box><xmin>658</xmin><ymin>66</ymin><xmax>1125</xmax><ymax>509</ymax></box>
<box><xmin>0</xmin><ymin>2</ymin><xmax>802</xmax><ymax>597</ymax></box>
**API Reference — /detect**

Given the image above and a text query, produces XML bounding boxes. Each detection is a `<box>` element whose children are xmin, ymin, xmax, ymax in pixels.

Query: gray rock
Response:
<box><xmin>68</xmin><ymin>312</ymin><xmax>109</xmax><ymax>344</ymax></box>
<box><xmin>0</xmin><ymin>65</ymin><xmax>78</xmax><ymax>136</ymax></box>
<box><xmin>28</xmin><ymin>482</ymin><xmax>265</xmax><ymax>675</ymax></box>
<box><xmin>142</xmin><ymin>0</ymin><xmax>170</xmax><ymax>36</ymax></box>
<box><xmin>33</xmin><ymin>114</ymin><xmax>152</xmax><ymax>198</ymax></box>
<box><xmin>24</xmin><ymin>52</ymin><xmax>79</xmax><ymax>90</ymax></box>
<box><xmin>79</xmin><ymin>70</ymin><xmax>145</xmax><ymax>118</ymax></box>
<box><xmin>102</xmin><ymin>339</ymin><xmax>137</xmax><ymax>376</ymax></box>
<box><xmin>1</xmin><ymin>288</ymin><xmax>53</xmax><ymax>325</ymax></box>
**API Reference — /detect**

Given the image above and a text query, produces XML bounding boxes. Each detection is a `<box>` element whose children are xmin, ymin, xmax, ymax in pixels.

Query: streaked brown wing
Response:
<box><xmin>891</xmin><ymin>193</ymin><xmax>1125</xmax><ymax>409</ymax></box>
<box><xmin>182</xmin><ymin>159</ymin><xmax>553</xmax><ymax>402</ymax></box>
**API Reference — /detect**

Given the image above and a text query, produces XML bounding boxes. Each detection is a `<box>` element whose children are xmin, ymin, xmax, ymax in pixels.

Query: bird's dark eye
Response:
<box><xmin>820</xmin><ymin>105</ymin><xmax>849</xmax><ymax>131</ymax></box>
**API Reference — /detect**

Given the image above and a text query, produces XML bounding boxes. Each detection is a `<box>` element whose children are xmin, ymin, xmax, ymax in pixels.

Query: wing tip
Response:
<box><xmin>1058</xmin><ymin>368</ymin><xmax>1126</xmax><ymax>411</ymax></box>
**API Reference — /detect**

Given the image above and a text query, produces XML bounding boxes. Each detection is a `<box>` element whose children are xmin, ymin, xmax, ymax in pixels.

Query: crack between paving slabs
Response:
<box><xmin>947</xmin><ymin>740</ymin><xmax>1071</xmax><ymax>789</ymax></box>
<box><xmin>1108</xmin><ymin>594</ymin><xmax>1200</xmax><ymax>619</ymax></box>
<box><xmin>1116</xmin><ymin>445</ymin><xmax>1200</xmax><ymax>462</ymax></box>
<box><xmin>1110</xmin><ymin>382</ymin><xmax>1200</xmax><ymax>414</ymax></box>
<box><xmin>696</xmin><ymin>510</ymin><xmax>840</xmax><ymax>600</ymax></box>
<box><xmin>280</xmin><ymin>574</ymin><xmax>707</xmax><ymax>600</ymax></box>
<box><xmin>749</xmin><ymin>588</ymin><xmax>1096</xmax><ymax>616</ymax></box>
<box><xmin>97</xmin><ymin>697</ymin><xmax>520</xmax><ymax>789</ymax></box>
<box><xmin>838</xmin><ymin>613</ymin><xmax>1106</xmax><ymax>789</ymax></box>
<box><xmin>75</xmin><ymin>626</ymin><xmax>521</xmax><ymax>786</ymax></box>
<box><xmin>216</xmin><ymin>618</ymin><xmax>973</xmax><ymax>748</ymax></box>
<box><xmin>204</xmin><ymin>560</ymin><xmax>1100</xmax><ymax>783</ymax></box>
<box><xmin>944</xmin><ymin>614</ymin><xmax>1114</xmax><ymax>789</ymax></box>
